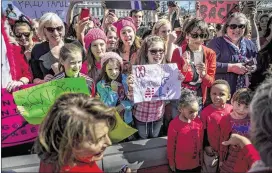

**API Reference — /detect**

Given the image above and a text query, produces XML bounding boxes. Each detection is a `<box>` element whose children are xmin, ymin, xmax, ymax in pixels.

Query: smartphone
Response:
<box><xmin>119</xmin><ymin>165</ymin><xmax>128</xmax><ymax>173</ymax></box>
<box><xmin>244</xmin><ymin>58</ymin><xmax>257</xmax><ymax>66</ymax></box>
<box><xmin>109</xmin><ymin>9</ymin><xmax>115</xmax><ymax>14</ymax></box>
<box><xmin>80</xmin><ymin>8</ymin><xmax>90</xmax><ymax>20</ymax></box>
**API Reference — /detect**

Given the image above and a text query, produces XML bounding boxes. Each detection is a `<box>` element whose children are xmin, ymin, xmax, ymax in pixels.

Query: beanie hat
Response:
<box><xmin>101</xmin><ymin>52</ymin><xmax>123</xmax><ymax>71</ymax></box>
<box><xmin>113</xmin><ymin>17</ymin><xmax>136</xmax><ymax>38</ymax></box>
<box><xmin>84</xmin><ymin>28</ymin><xmax>107</xmax><ymax>51</ymax></box>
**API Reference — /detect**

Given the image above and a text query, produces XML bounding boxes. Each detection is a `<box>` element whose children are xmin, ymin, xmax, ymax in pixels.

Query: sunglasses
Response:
<box><xmin>14</xmin><ymin>32</ymin><xmax>31</xmax><ymax>38</ymax></box>
<box><xmin>190</xmin><ymin>33</ymin><xmax>207</xmax><ymax>39</ymax></box>
<box><xmin>45</xmin><ymin>26</ymin><xmax>63</xmax><ymax>33</ymax></box>
<box><xmin>149</xmin><ymin>49</ymin><xmax>165</xmax><ymax>55</ymax></box>
<box><xmin>228</xmin><ymin>24</ymin><xmax>246</xmax><ymax>30</ymax></box>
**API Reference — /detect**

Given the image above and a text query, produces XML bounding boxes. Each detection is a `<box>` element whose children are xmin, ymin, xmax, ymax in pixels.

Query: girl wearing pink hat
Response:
<box><xmin>113</xmin><ymin>17</ymin><xmax>141</xmax><ymax>73</ymax></box>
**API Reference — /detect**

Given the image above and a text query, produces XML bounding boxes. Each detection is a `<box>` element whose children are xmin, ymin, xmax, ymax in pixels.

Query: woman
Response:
<box><xmin>105</xmin><ymin>26</ymin><xmax>118</xmax><ymax>52</ymax></box>
<box><xmin>258</xmin><ymin>14</ymin><xmax>269</xmax><ymax>38</ymax></box>
<box><xmin>171</xmin><ymin>17</ymin><xmax>216</xmax><ymax>115</ymax></box>
<box><xmin>260</xmin><ymin>16</ymin><xmax>272</xmax><ymax>49</ymax></box>
<box><xmin>208</xmin><ymin>12</ymin><xmax>258</xmax><ymax>95</ymax></box>
<box><xmin>30</xmin><ymin>12</ymin><xmax>65</xmax><ymax>84</ymax></box>
<box><xmin>152</xmin><ymin>18</ymin><xmax>177</xmax><ymax>62</ymax></box>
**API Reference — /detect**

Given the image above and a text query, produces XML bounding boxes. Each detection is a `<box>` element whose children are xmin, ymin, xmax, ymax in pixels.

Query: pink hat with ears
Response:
<box><xmin>100</xmin><ymin>52</ymin><xmax>124</xmax><ymax>71</ymax></box>
<box><xmin>113</xmin><ymin>17</ymin><xmax>136</xmax><ymax>38</ymax></box>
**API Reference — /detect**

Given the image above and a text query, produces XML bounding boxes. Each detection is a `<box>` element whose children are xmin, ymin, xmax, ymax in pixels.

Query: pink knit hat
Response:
<box><xmin>84</xmin><ymin>28</ymin><xmax>107</xmax><ymax>51</ymax></box>
<box><xmin>113</xmin><ymin>17</ymin><xmax>136</xmax><ymax>38</ymax></box>
<box><xmin>101</xmin><ymin>52</ymin><xmax>123</xmax><ymax>71</ymax></box>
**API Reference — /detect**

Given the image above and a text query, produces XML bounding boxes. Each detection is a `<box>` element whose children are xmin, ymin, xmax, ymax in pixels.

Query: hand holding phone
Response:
<box><xmin>80</xmin><ymin>8</ymin><xmax>90</xmax><ymax>20</ymax></box>
<box><xmin>119</xmin><ymin>165</ymin><xmax>128</xmax><ymax>173</ymax></box>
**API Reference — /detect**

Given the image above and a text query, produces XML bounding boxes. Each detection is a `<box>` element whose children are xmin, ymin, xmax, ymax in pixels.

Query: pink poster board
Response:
<box><xmin>1</xmin><ymin>85</ymin><xmax>39</xmax><ymax>148</ymax></box>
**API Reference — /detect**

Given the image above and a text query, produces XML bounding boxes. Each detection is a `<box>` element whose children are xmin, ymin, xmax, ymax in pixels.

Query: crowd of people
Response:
<box><xmin>1</xmin><ymin>1</ymin><xmax>272</xmax><ymax>173</ymax></box>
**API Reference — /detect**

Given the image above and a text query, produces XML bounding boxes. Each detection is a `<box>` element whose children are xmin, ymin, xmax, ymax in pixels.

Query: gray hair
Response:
<box><xmin>221</xmin><ymin>12</ymin><xmax>250</xmax><ymax>37</ymax></box>
<box><xmin>38</xmin><ymin>12</ymin><xmax>65</xmax><ymax>41</ymax></box>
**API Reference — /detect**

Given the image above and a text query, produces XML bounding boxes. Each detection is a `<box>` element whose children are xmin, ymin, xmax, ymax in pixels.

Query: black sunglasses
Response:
<box><xmin>14</xmin><ymin>32</ymin><xmax>31</xmax><ymax>38</ymax></box>
<box><xmin>190</xmin><ymin>33</ymin><xmax>207</xmax><ymax>39</ymax></box>
<box><xmin>149</xmin><ymin>49</ymin><xmax>165</xmax><ymax>55</ymax></box>
<box><xmin>228</xmin><ymin>24</ymin><xmax>246</xmax><ymax>30</ymax></box>
<box><xmin>45</xmin><ymin>26</ymin><xmax>63</xmax><ymax>33</ymax></box>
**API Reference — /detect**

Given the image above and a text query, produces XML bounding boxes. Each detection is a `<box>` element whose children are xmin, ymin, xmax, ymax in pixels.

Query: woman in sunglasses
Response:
<box><xmin>30</xmin><ymin>12</ymin><xmax>65</xmax><ymax>84</ymax></box>
<box><xmin>208</xmin><ymin>12</ymin><xmax>258</xmax><ymax>95</ymax></box>
<box><xmin>171</xmin><ymin>17</ymin><xmax>216</xmax><ymax>117</ymax></box>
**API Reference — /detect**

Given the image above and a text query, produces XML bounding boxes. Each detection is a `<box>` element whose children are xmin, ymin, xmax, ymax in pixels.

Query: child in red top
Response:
<box><xmin>167</xmin><ymin>88</ymin><xmax>203</xmax><ymax>172</ymax></box>
<box><xmin>34</xmin><ymin>93</ymin><xmax>119</xmax><ymax>173</ymax></box>
<box><xmin>201</xmin><ymin>80</ymin><xmax>232</xmax><ymax>170</ymax></box>
<box><xmin>219</xmin><ymin>88</ymin><xmax>253</xmax><ymax>173</ymax></box>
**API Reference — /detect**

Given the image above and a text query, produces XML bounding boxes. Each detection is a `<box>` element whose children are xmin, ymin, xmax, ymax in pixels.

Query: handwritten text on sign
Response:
<box><xmin>200</xmin><ymin>1</ymin><xmax>238</xmax><ymax>24</ymax></box>
<box><xmin>1</xmin><ymin>85</ymin><xmax>39</xmax><ymax>148</ymax></box>
<box><xmin>13</xmin><ymin>78</ymin><xmax>90</xmax><ymax>125</ymax></box>
<box><xmin>13</xmin><ymin>1</ymin><xmax>69</xmax><ymax>21</ymax></box>
<box><xmin>132</xmin><ymin>63</ymin><xmax>182</xmax><ymax>103</ymax></box>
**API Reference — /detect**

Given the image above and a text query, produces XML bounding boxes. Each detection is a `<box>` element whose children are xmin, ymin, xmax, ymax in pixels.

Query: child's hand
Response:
<box><xmin>204</xmin><ymin>146</ymin><xmax>215</xmax><ymax>156</ymax></box>
<box><xmin>170</xmin><ymin>165</ymin><xmax>176</xmax><ymax>172</ymax></box>
<box><xmin>111</xmin><ymin>81</ymin><xmax>120</xmax><ymax>92</ymax></box>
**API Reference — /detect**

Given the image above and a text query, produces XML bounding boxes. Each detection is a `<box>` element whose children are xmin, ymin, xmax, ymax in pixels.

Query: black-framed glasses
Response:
<box><xmin>228</xmin><ymin>24</ymin><xmax>246</xmax><ymax>30</ymax></box>
<box><xmin>190</xmin><ymin>33</ymin><xmax>207</xmax><ymax>39</ymax></box>
<box><xmin>45</xmin><ymin>26</ymin><xmax>63</xmax><ymax>33</ymax></box>
<box><xmin>149</xmin><ymin>49</ymin><xmax>165</xmax><ymax>55</ymax></box>
<box><xmin>14</xmin><ymin>32</ymin><xmax>31</xmax><ymax>38</ymax></box>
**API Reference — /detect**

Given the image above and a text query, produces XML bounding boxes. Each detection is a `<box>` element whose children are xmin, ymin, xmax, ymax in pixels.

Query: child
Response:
<box><xmin>96</xmin><ymin>52</ymin><xmax>133</xmax><ymax>125</ymax></box>
<box><xmin>126</xmin><ymin>35</ymin><xmax>166</xmax><ymax>139</ymax></box>
<box><xmin>105</xmin><ymin>26</ymin><xmax>118</xmax><ymax>52</ymax></box>
<box><xmin>167</xmin><ymin>88</ymin><xmax>203</xmax><ymax>173</ymax></box>
<box><xmin>53</xmin><ymin>42</ymin><xmax>95</xmax><ymax>97</ymax></box>
<box><xmin>35</xmin><ymin>93</ymin><xmax>117</xmax><ymax>172</ymax></box>
<box><xmin>219</xmin><ymin>88</ymin><xmax>253</xmax><ymax>172</ymax></box>
<box><xmin>201</xmin><ymin>80</ymin><xmax>233</xmax><ymax>172</ymax></box>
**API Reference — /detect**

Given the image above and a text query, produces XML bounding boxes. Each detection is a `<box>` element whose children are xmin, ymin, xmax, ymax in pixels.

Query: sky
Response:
<box><xmin>178</xmin><ymin>1</ymin><xmax>196</xmax><ymax>11</ymax></box>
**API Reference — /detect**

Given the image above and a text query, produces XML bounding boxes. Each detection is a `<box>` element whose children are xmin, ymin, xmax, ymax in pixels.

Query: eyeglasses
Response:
<box><xmin>149</xmin><ymin>49</ymin><xmax>165</xmax><ymax>55</ymax></box>
<box><xmin>190</xmin><ymin>33</ymin><xmax>207</xmax><ymax>39</ymax></box>
<box><xmin>14</xmin><ymin>32</ymin><xmax>31</xmax><ymax>38</ymax></box>
<box><xmin>228</xmin><ymin>24</ymin><xmax>246</xmax><ymax>30</ymax></box>
<box><xmin>45</xmin><ymin>26</ymin><xmax>63</xmax><ymax>33</ymax></box>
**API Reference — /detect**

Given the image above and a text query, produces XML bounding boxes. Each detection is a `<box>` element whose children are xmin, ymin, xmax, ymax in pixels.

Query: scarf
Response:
<box><xmin>223</xmin><ymin>35</ymin><xmax>248</xmax><ymax>90</ymax></box>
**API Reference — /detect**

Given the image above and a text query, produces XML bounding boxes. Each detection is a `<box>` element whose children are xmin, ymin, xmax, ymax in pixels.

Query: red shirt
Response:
<box><xmin>201</xmin><ymin>104</ymin><xmax>232</xmax><ymax>152</ymax></box>
<box><xmin>167</xmin><ymin>116</ymin><xmax>203</xmax><ymax>170</ymax></box>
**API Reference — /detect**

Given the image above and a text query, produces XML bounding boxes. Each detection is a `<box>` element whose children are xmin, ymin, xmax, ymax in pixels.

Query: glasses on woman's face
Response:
<box><xmin>228</xmin><ymin>24</ymin><xmax>246</xmax><ymax>30</ymax></box>
<box><xmin>45</xmin><ymin>26</ymin><xmax>63</xmax><ymax>33</ymax></box>
<box><xmin>14</xmin><ymin>32</ymin><xmax>31</xmax><ymax>38</ymax></box>
<box><xmin>149</xmin><ymin>49</ymin><xmax>165</xmax><ymax>55</ymax></box>
<box><xmin>190</xmin><ymin>33</ymin><xmax>207</xmax><ymax>39</ymax></box>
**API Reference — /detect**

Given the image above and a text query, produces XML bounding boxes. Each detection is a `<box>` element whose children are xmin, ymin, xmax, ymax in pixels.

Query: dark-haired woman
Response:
<box><xmin>260</xmin><ymin>16</ymin><xmax>272</xmax><ymax>49</ymax></box>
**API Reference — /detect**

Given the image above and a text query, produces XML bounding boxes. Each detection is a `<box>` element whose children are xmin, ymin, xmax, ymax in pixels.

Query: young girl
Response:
<box><xmin>167</xmin><ymin>88</ymin><xmax>203</xmax><ymax>173</ymax></box>
<box><xmin>96</xmin><ymin>52</ymin><xmax>133</xmax><ymax>125</ymax></box>
<box><xmin>201</xmin><ymin>80</ymin><xmax>233</xmax><ymax>172</ymax></box>
<box><xmin>82</xmin><ymin>28</ymin><xmax>107</xmax><ymax>80</ymax></box>
<box><xmin>53</xmin><ymin>42</ymin><xmax>95</xmax><ymax>96</ymax></box>
<box><xmin>35</xmin><ymin>93</ymin><xmax>117</xmax><ymax>172</ymax></box>
<box><xmin>219</xmin><ymin>88</ymin><xmax>253</xmax><ymax>172</ymax></box>
<box><xmin>105</xmin><ymin>26</ymin><xmax>118</xmax><ymax>52</ymax></box>
<box><xmin>126</xmin><ymin>35</ymin><xmax>166</xmax><ymax>139</ymax></box>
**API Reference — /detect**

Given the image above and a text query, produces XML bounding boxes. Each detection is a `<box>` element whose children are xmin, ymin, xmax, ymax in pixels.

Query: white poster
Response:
<box><xmin>132</xmin><ymin>63</ymin><xmax>183</xmax><ymax>103</ymax></box>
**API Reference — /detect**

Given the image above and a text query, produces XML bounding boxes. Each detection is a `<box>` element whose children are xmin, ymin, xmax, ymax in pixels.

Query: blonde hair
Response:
<box><xmin>34</xmin><ymin>93</ymin><xmax>116</xmax><ymax>172</ymax></box>
<box><xmin>222</xmin><ymin>12</ymin><xmax>250</xmax><ymax>37</ymax></box>
<box><xmin>137</xmin><ymin>35</ymin><xmax>165</xmax><ymax>65</ymax></box>
<box><xmin>152</xmin><ymin>19</ymin><xmax>171</xmax><ymax>35</ymax></box>
<box><xmin>38</xmin><ymin>12</ymin><xmax>65</xmax><ymax>41</ymax></box>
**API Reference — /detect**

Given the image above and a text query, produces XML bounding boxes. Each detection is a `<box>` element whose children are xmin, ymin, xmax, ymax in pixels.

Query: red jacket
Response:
<box><xmin>171</xmin><ymin>44</ymin><xmax>216</xmax><ymax>103</ymax></box>
<box><xmin>201</xmin><ymin>104</ymin><xmax>232</xmax><ymax>152</ymax></box>
<box><xmin>1</xmin><ymin>21</ymin><xmax>32</xmax><ymax>82</ymax></box>
<box><xmin>167</xmin><ymin>116</ymin><xmax>203</xmax><ymax>170</ymax></box>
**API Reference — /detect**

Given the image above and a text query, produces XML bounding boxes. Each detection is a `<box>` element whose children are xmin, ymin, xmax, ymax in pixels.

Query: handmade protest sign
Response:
<box><xmin>109</xmin><ymin>111</ymin><xmax>137</xmax><ymax>143</ymax></box>
<box><xmin>13</xmin><ymin>78</ymin><xmax>90</xmax><ymax>125</ymax></box>
<box><xmin>12</xmin><ymin>0</ymin><xmax>70</xmax><ymax>21</ymax></box>
<box><xmin>132</xmin><ymin>63</ymin><xmax>182</xmax><ymax>103</ymax></box>
<box><xmin>199</xmin><ymin>1</ymin><xmax>239</xmax><ymax>23</ymax></box>
<box><xmin>105</xmin><ymin>1</ymin><xmax>159</xmax><ymax>10</ymax></box>
<box><xmin>1</xmin><ymin>84</ymin><xmax>39</xmax><ymax>148</ymax></box>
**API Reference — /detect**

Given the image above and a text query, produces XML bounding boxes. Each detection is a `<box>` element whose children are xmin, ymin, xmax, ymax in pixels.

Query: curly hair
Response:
<box><xmin>178</xmin><ymin>88</ymin><xmax>200</xmax><ymax>109</ymax></box>
<box><xmin>211</xmin><ymin>79</ymin><xmax>231</xmax><ymax>94</ymax></box>
<box><xmin>250</xmin><ymin>77</ymin><xmax>272</xmax><ymax>167</ymax></box>
<box><xmin>34</xmin><ymin>93</ymin><xmax>116</xmax><ymax>172</ymax></box>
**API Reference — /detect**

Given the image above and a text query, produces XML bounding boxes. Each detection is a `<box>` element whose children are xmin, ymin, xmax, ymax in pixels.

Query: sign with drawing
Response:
<box><xmin>132</xmin><ymin>63</ymin><xmax>183</xmax><ymax>103</ymax></box>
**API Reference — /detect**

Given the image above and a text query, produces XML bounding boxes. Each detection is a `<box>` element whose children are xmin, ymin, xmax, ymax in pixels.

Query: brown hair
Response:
<box><xmin>97</xmin><ymin>58</ymin><xmax>122</xmax><ymax>83</ymax></box>
<box><xmin>232</xmin><ymin>88</ymin><xmax>253</xmax><ymax>106</ymax></box>
<box><xmin>211</xmin><ymin>79</ymin><xmax>231</xmax><ymax>94</ymax></box>
<box><xmin>136</xmin><ymin>35</ymin><xmax>165</xmax><ymax>65</ymax></box>
<box><xmin>183</xmin><ymin>17</ymin><xmax>209</xmax><ymax>39</ymax></box>
<box><xmin>34</xmin><ymin>93</ymin><xmax>116</xmax><ymax>172</ymax></box>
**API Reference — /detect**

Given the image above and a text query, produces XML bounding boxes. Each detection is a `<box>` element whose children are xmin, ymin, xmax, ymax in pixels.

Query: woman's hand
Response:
<box><xmin>222</xmin><ymin>133</ymin><xmax>251</xmax><ymax>148</ymax></box>
<box><xmin>168</xmin><ymin>31</ymin><xmax>177</xmax><ymax>44</ymax></box>
<box><xmin>6</xmin><ymin>80</ymin><xmax>24</xmax><ymax>92</ymax></box>
<box><xmin>76</xmin><ymin>17</ymin><xmax>91</xmax><ymax>38</ymax></box>
<box><xmin>196</xmin><ymin>63</ymin><xmax>206</xmax><ymax>77</ymax></box>
<box><xmin>181</xmin><ymin>51</ymin><xmax>191</xmax><ymax>71</ymax></box>
<box><xmin>44</xmin><ymin>74</ymin><xmax>54</xmax><ymax>82</ymax></box>
<box><xmin>228</xmin><ymin>63</ymin><xmax>248</xmax><ymax>75</ymax></box>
